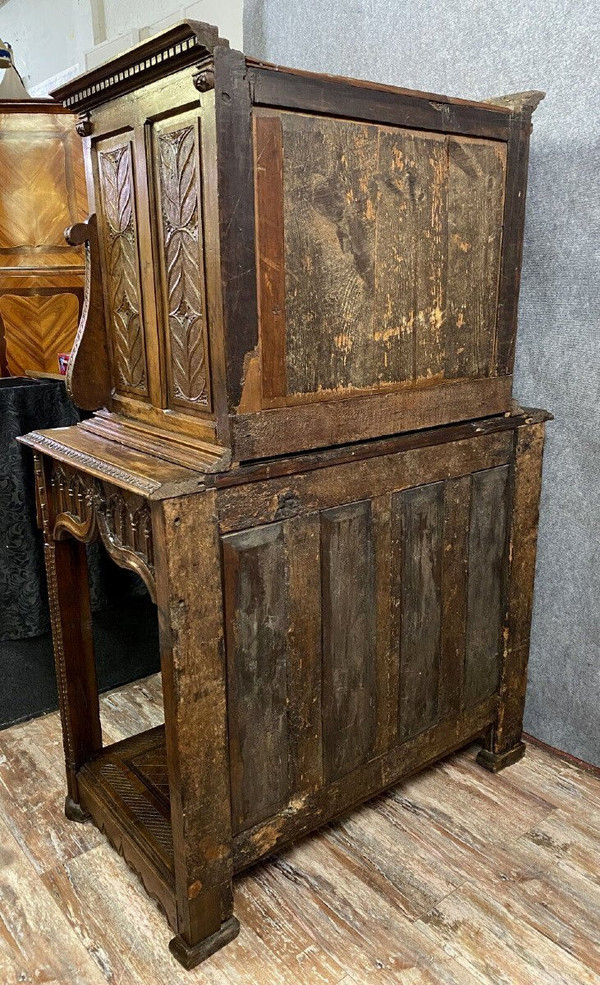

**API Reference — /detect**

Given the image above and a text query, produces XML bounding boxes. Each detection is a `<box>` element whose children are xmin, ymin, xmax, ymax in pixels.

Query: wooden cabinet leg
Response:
<box><xmin>35</xmin><ymin>451</ymin><xmax>102</xmax><ymax>816</ymax></box>
<box><xmin>45</xmin><ymin>535</ymin><xmax>102</xmax><ymax>815</ymax></box>
<box><xmin>154</xmin><ymin>491</ymin><xmax>238</xmax><ymax>968</ymax></box>
<box><xmin>476</xmin><ymin>419</ymin><xmax>546</xmax><ymax>774</ymax></box>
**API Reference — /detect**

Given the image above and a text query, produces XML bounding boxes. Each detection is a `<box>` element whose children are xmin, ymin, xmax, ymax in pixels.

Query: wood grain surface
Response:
<box><xmin>0</xmin><ymin>677</ymin><xmax>598</xmax><ymax>984</ymax></box>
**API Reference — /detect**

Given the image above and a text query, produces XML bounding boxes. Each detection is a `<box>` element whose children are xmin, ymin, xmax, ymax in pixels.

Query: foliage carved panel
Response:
<box><xmin>48</xmin><ymin>461</ymin><xmax>155</xmax><ymax>600</ymax></box>
<box><xmin>98</xmin><ymin>142</ymin><xmax>148</xmax><ymax>394</ymax></box>
<box><xmin>156</xmin><ymin>123</ymin><xmax>210</xmax><ymax>408</ymax></box>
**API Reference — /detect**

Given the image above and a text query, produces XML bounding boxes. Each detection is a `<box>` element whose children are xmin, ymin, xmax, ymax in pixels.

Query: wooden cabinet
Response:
<box><xmin>20</xmin><ymin>20</ymin><xmax>550</xmax><ymax>971</ymax></box>
<box><xmin>0</xmin><ymin>100</ymin><xmax>88</xmax><ymax>376</ymax></box>
<box><xmin>20</xmin><ymin>409</ymin><xmax>549</xmax><ymax>968</ymax></box>
<box><xmin>51</xmin><ymin>21</ymin><xmax>543</xmax><ymax>462</ymax></box>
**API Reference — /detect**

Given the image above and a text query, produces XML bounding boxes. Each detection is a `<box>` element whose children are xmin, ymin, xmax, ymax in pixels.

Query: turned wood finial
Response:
<box><xmin>487</xmin><ymin>90</ymin><xmax>546</xmax><ymax>113</ymax></box>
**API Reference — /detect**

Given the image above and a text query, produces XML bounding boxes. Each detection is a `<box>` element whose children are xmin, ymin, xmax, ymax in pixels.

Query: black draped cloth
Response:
<box><xmin>0</xmin><ymin>378</ymin><xmax>80</xmax><ymax>642</ymax></box>
<box><xmin>0</xmin><ymin>378</ymin><xmax>146</xmax><ymax>644</ymax></box>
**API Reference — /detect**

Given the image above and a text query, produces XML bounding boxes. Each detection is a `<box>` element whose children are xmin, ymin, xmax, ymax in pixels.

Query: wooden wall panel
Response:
<box><xmin>222</xmin><ymin>524</ymin><xmax>289</xmax><ymax>833</ymax></box>
<box><xmin>464</xmin><ymin>465</ymin><xmax>510</xmax><ymax>707</ymax></box>
<box><xmin>321</xmin><ymin>501</ymin><xmax>376</xmax><ymax>782</ymax></box>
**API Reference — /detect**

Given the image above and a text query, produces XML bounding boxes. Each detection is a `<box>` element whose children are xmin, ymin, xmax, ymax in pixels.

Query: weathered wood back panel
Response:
<box><xmin>255</xmin><ymin>111</ymin><xmax>506</xmax><ymax>400</ymax></box>
<box><xmin>221</xmin><ymin>432</ymin><xmax>512</xmax><ymax>836</ymax></box>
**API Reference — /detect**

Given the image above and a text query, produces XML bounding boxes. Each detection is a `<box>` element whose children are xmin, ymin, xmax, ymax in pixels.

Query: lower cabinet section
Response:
<box><xmin>26</xmin><ymin>410</ymin><xmax>548</xmax><ymax>968</ymax></box>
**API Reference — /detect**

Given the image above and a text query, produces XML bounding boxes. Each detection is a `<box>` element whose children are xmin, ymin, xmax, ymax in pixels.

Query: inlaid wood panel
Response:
<box><xmin>0</xmin><ymin>292</ymin><xmax>79</xmax><ymax>375</ymax></box>
<box><xmin>97</xmin><ymin>137</ymin><xmax>148</xmax><ymax>396</ymax></box>
<box><xmin>153</xmin><ymin>114</ymin><xmax>211</xmax><ymax>412</ymax></box>
<box><xmin>254</xmin><ymin>110</ymin><xmax>507</xmax><ymax>402</ymax></box>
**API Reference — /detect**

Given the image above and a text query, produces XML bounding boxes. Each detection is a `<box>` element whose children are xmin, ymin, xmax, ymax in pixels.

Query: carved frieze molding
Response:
<box><xmin>48</xmin><ymin>460</ymin><xmax>157</xmax><ymax>602</ymax></box>
<box><xmin>26</xmin><ymin>432</ymin><xmax>159</xmax><ymax>495</ymax></box>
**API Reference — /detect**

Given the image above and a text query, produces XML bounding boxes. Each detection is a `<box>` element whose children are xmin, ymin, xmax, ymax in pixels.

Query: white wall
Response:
<box><xmin>0</xmin><ymin>0</ymin><xmax>242</xmax><ymax>96</ymax></box>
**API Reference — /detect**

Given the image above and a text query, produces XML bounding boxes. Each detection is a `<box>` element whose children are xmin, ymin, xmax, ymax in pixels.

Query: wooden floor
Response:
<box><xmin>0</xmin><ymin>674</ymin><xmax>598</xmax><ymax>985</ymax></box>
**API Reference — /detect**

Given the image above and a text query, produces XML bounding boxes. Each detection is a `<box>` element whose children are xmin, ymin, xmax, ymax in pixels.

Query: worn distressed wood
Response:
<box><xmin>439</xmin><ymin>475</ymin><xmax>470</xmax><ymax>718</ymax></box>
<box><xmin>261</xmin><ymin>114</ymin><xmax>505</xmax><ymax>400</ymax></box>
<box><xmin>321</xmin><ymin>501</ymin><xmax>377</xmax><ymax>782</ymax></box>
<box><xmin>396</xmin><ymin>483</ymin><xmax>444</xmax><ymax>741</ymax></box>
<box><xmin>478</xmin><ymin>421</ymin><xmax>546</xmax><ymax>769</ymax></box>
<box><xmin>20</xmin><ymin>408</ymin><xmax>549</xmax><ymax>967</ymax></box>
<box><xmin>446</xmin><ymin>136</ymin><xmax>506</xmax><ymax>378</ymax></box>
<box><xmin>283</xmin><ymin>514</ymin><xmax>323</xmax><ymax>794</ymax></box>
<box><xmin>217</xmin><ymin>428</ymin><xmax>513</xmax><ymax>533</ymax></box>
<box><xmin>19</xmin><ymin>24</ymin><xmax>548</xmax><ymax>965</ymax></box>
<box><xmin>152</xmin><ymin>490</ymin><xmax>236</xmax><ymax>956</ymax></box>
<box><xmin>223</xmin><ymin>524</ymin><xmax>289</xmax><ymax>832</ymax></box>
<box><xmin>464</xmin><ymin>465</ymin><xmax>510</xmax><ymax>708</ymax></box>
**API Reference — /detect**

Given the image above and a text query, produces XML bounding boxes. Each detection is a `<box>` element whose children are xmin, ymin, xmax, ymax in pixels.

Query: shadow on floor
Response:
<box><xmin>0</xmin><ymin>594</ymin><xmax>161</xmax><ymax>729</ymax></box>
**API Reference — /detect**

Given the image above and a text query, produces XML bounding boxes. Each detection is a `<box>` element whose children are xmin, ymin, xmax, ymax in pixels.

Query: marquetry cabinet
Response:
<box><xmin>51</xmin><ymin>21</ymin><xmax>543</xmax><ymax>463</ymax></box>
<box><xmin>21</xmin><ymin>19</ymin><xmax>550</xmax><ymax>972</ymax></box>
<box><xmin>0</xmin><ymin>99</ymin><xmax>87</xmax><ymax>376</ymax></box>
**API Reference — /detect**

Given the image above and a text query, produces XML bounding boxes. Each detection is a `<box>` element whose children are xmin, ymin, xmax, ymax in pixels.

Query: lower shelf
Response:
<box><xmin>78</xmin><ymin>725</ymin><xmax>177</xmax><ymax>929</ymax></box>
<box><xmin>75</xmin><ymin>696</ymin><xmax>498</xmax><ymax>939</ymax></box>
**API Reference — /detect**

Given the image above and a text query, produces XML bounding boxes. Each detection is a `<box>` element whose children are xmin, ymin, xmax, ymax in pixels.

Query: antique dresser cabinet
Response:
<box><xmin>0</xmin><ymin>98</ymin><xmax>87</xmax><ymax>376</ymax></box>
<box><xmin>20</xmin><ymin>21</ymin><xmax>549</xmax><ymax>969</ymax></box>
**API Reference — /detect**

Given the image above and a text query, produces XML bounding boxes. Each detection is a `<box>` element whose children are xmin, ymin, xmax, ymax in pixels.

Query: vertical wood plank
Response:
<box><xmin>153</xmin><ymin>490</ymin><xmax>234</xmax><ymax>948</ymax></box>
<box><xmin>282</xmin><ymin>113</ymin><xmax>378</xmax><ymax>395</ymax></box>
<box><xmin>396</xmin><ymin>482</ymin><xmax>444</xmax><ymax>742</ymax></box>
<box><xmin>494</xmin><ymin>110</ymin><xmax>534</xmax><ymax>376</ymax></box>
<box><xmin>254</xmin><ymin>112</ymin><xmax>287</xmax><ymax>401</ymax></box>
<box><xmin>439</xmin><ymin>475</ymin><xmax>470</xmax><ymax>718</ymax></box>
<box><xmin>214</xmin><ymin>47</ymin><xmax>258</xmax><ymax>410</ymax></box>
<box><xmin>372</xmin><ymin>493</ymin><xmax>397</xmax><ymax>754</ymax></box>
<box><xmin>374</xmin><ymin>129</ymin><xmax>447</xmax><ymax>384</ymax></box>
<box><xmin>284</xmin><ymin>514</ymin><xmax>323</xmax><ymax>794</ymax></box>
<box><xmin>464</xmin><ymin>465</ymin><xmax>510</xmax><ymax>708</ymax></box>
<box><xmin>446</xmin><ymin>136</ymin><xmax>506</xmax><ymax>378</ymax></box>
<box><xmin>321</xmin><ymin>500</ymin><xmax>376</xmax><ymax>781</ymax></box>
<box><xmin>494</xmin><ymin>421</ymin><xmax>546</xmax><ymax>752</ymax></box>
<box><xmin>222</xmin><ymin>523</ymin><xmax>289</xmax><ymax>831</ymax></box>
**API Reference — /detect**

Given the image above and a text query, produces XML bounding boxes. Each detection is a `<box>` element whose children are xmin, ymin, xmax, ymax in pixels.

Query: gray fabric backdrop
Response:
<box><xmin>244</xmin><ymin>0</ymin><xmax>600</xmax><ymax>765</ymax></box>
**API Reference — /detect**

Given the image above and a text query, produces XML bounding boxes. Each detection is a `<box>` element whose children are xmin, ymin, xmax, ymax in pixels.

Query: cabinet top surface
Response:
<box><xmin>50</xmin><ymin>19</ymin><xmax>540</xmax><ymax>118</ymax></box>
<box><xmin>18</xmin><ymin>409</ymin><xmax>551</xmax><ymax>499</ymax></box>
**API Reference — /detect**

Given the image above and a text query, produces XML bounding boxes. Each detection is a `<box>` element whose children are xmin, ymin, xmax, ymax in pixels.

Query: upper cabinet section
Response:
<box><xmin>52</xmin><ymin>23</ymin><xmax>543</xmax><ymax>464</ymax></box>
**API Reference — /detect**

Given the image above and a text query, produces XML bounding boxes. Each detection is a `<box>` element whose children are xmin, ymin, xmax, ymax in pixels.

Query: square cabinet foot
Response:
<box><xmin>169</xmin><ymin>916</ymin><xmax>240</xmax><ymax>969</ymax></box>
<box><xmin>476</xmin><ymin>741</ymin><xmax>526</xmax><ymax>773</ymax></box>
<box><xmin>64</xmin><ymin>796</ymin><xmax>91</xmax><ymax>823</ymax></box>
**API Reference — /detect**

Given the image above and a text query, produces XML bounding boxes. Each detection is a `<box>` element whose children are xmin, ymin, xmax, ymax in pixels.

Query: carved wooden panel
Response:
<box><xmin>48</xmin><ymin>460</ymin><xmax>155</xmax><ymax>599</ymax></box>
<box><xmin>255</xmin><ymin>110</ymin><xmax>507</xmax><ymax>402</ymax></box>
<box><xmin>97</xmin><ymin>139</ymin><xmax>148</xmax><ymax>395</ymax></box>
<box><xmin>153</xmin><ymin>116</ymin><xmax>211</xmax><ymax>411</ymax></box>
<box><xmin>0</xmin><ymin>292</ymin><xmax>79</xmax><ymax>375</ymax></box>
